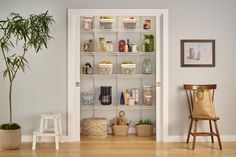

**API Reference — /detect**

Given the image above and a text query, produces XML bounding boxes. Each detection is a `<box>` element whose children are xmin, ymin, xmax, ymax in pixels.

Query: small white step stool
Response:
<box><xmin>32</xmin><ymin>112</ymin><xmax>63</xmax><ymax>150</ymax></box>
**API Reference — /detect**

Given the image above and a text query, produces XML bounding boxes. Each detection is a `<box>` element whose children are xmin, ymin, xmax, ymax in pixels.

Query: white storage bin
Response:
<box><xmin>122</xmin><ymin>18</ymin><xmax>137</xmax><ymax>29</ymax></box>
<box><xmin>121</xmin><ymin>64</ymin><xmax>136</xmax><ymax>74</ymax></box>
<box><xmin>99</xmin><ymin>19</ymin><xmax>114</xmax><ymax>29</ymax></box>
<box><xmin>98</xmin><ymin>64</ymin><xmax>113</xmax><ymax>74</ymax></box>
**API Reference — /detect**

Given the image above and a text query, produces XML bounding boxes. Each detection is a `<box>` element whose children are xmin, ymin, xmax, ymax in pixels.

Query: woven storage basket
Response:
<box><xmin>112</xmin><ymin>125</ymin><xmax>129</xmax><ymax>136</ymax></box>
<box><xmin>82</xmin><ymin>118</ymin><xmax>108</xmax><ymax>137</ymax></box>
<box><xmin>136</xmin><ymin>125</ymin><xmax>153</xmax><ymax>136</ymax></box>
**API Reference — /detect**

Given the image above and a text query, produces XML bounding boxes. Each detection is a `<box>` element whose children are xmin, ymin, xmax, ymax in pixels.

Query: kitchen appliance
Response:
<box><xmin>99</xmin><ymin>86</ymin><xmax>112</xmax><ymax>105</ymax></box>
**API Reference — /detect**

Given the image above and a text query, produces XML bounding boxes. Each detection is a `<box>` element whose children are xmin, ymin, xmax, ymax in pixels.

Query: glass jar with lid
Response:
<box><xmin>131</xmin><ymin>43</ymin><xmax>139</xmax><ymax>52</ymax></box>
<box><xmin>106</xmin><ymin>41</ymin><xmax>113</xmax><ymax>52</ymax></box>
<box><xmin>142</xmin><ymin>58</ymin><xmax>152</xmax><ymax>74</ymax></box>
<box><xmin>98</xmin><ymin>37</ymin><xmax>106</xmax><ymax>52</ymax></box>
<box><xmin>82</xmin><ymin>16</ymin><xmax>93</xmax><ymax>30</ymax></box>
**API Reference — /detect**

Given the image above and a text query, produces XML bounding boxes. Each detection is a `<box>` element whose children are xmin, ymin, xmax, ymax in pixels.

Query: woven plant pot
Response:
<box><xmin>136</xmin><ymin>125</ymin><xmax>153</xmax><ymax>136</ymax></box>
<box><xmin>112</xmin><ymin>125</ymin><xmax>129</xmax><ymax>136</ymax></box>
<box><xmin>0</xmin><ymin>128</ymin><xmax>21</xmax><ymax>150</ymax></box>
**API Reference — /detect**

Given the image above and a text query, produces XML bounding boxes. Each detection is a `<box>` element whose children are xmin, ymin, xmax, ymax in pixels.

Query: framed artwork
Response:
<box><xmin>181</xmin><ymin>40</ymin><xmax>215</xmax><ymax>67</ymax></box>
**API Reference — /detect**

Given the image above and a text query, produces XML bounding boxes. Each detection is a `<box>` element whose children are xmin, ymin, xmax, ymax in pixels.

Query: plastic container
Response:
<box><xmin>121</xmin><ymin>64</ymin><xmax>136</xmax><ymax>74</ymax></box>
<box><xmin>99</xmin><ymin>19</ymin><xmax>114</xmax><ymax>29</ymax></box>
<box><xmin>123</xmin><ymin>18</ymin><xmax>137</xmax><ymax>29</ymax></box>
<box><xmin>98</xmin><ymin>64</ymin><xmax>113</xmax><ymax>74</ymax></box>
<box><xmin>82</xmin><ymin>16</ymin><xmax>93</xmax><ymax>30</ymax></box>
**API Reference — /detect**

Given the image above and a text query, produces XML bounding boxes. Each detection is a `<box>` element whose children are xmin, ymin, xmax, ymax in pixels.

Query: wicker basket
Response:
<box><xmin>112</xmin><ymin>125</ymin><xmax>129</xmax><ymax>136</ymax></box>
<box><xmin>136</xmin><ymin>125</ymin><xmax>153</xmax><ymax>136</ymax></box>
<box><xmin>82</xmin><ymin>118</ymin><xmax>108</xmax><ymax>137</ymax></box>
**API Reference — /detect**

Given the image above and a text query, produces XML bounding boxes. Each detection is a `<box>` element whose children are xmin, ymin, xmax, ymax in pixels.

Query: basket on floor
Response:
<box><xmin>136</xmin><ymin>125</ymin><xmax>153</xmax><ymax>136</ymax></box>
<box><xmin>112</xmin><ymin>125</ymin><xmax>129</xmax><ymax>136</ymax></box>
<box><xmin>82</xmin><ymin>118</ymin><xmax>108</xmax><ymax>137</ymax></box>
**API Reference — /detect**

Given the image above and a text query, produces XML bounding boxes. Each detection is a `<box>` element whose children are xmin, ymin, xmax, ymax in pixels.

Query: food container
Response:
<box><xmin>142</xmin><ymin>59</ymin><xmax>152</xmax><ymax>74</ymax></box>
<box><xmin>121</xmin><ymin>64</ymin><xmax>136</xmax><ymax>74</ymax></box>
<box><xmin>98</xmin><ymin>37</ymin><xmax>106</xmax><ymax>52</ymax></box>
<box><xmin>131</xmin><ymin>43</ymin><xmax>139</xmax><ymax>52</ymax></box>
<box><xmin>106</xmin><ymin>41</ymin><xmax>113</xmax><ymax>52</ymax></box>
<box><xmin>144</xmin><ymin>95</ymin><xmax>152</xmax><ymax>106</ymax></box>
<box><xmin>123</xmin><ymin>18</ymin><xmax>137</xmax><ymax>29</ymax></box>
<box><xmin>144</xmin><ymin>34</ymin><xmax>154</xmax><ymax>52</ymax></box>
<box><xmin>131</xmin><ymin>88</ymin><xmax>139</xmax><ymax>105</ymax></box>
<box><xmin>82</xmin><ymin>92</ymin><xmax>94</xmax><ymax>105</ymax></box>
<box><xmin>82</xmin><ymin>16</ymin><xmax>93</xmax><ymax>30</ymax></box>
<box><xmin>99</xmin><ymin>19</ymin><xmax>114</xmax><ymax>29</ymax></box>
<box><xmin>98</xmin><ymin>64</ymin><xmax>113</xmax><ymax>74</ymax></box>
<box><xmin>143</xmin><ymin>85</ymin><xmax>152</xmax><ymax>106</ymax></box>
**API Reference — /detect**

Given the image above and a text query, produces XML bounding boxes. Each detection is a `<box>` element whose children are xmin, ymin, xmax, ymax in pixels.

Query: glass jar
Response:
<box><xmin>98</xmin><ymin>37</ymin><xmax>106</xmax><ymax>52</ymax></box>
<box><xmin>143</xmin><ymin>85</ymin><xmax>152</xmax><ymax>106</ymax></box>
<box><xmin>82</xmin><ymin>18</ymin><xmax>92</xmax><ymax>30</ymax></box>
<box><xmin>142</xmin><ymin>59</ymin><xmax>152</xmax><ymax>74</ymax></box>
<box><xmin>144</xmin><ymin>34</ymin><xmax>154</xmax><ymax>52</ymax></box>
<box><xmin>106</xmin><ymin>41</ymin><xmax>113</xmax><ymax>52</ymax></box>
<box><xmin>119</xmin><ymin>40</ymin><xmax>125</xmax><ymax>52</ymax></box>
<box><xmin>131</xmin><ymin>43</ymin><xmax>139</xmax><ymax>52</ymax></box>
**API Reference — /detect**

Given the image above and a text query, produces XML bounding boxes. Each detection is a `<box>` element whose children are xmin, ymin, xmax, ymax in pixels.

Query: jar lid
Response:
<box><xmin>107</xmin><ymin>41</ymin><xmax>112</xmax><ymax>43</ymax></box>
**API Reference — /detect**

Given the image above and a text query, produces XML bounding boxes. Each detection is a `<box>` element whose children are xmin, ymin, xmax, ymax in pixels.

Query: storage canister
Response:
<box><xmin>131</xmin><ymin>43</ymin><xmax>139</xmax><ymax>52</ymax></box>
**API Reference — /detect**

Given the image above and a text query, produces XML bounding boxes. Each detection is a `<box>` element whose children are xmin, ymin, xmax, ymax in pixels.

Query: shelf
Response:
<box><xmin>80</xmin><ymin>29</ymin><xmax>154</xmax><ymax>33</ymax></box>
<box><xmin>81</xmin><ymin>74</ymin><xmax>154</xmax><ymax>79</ymax></box>
<box><xmin>80</xmin><ymin>52</ymin><xmax>157</xmax><ymax>56</ymax></box>
<box><xmin>81</xmin><ymin>104</ymin><xmax>155</xmax><ymax>110</ymax></box>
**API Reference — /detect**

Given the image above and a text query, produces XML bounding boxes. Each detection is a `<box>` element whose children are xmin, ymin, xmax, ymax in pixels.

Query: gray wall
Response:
<box><xmin>0</xmin><ymin>0</ymin><xmax>236</xmax><ymax>136</ymax></box>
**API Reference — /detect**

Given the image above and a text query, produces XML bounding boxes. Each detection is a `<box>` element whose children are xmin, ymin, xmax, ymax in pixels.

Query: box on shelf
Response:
<box><xmin>98</xmin><ymin>63</ymin><xmax>113</xmax><ymax>74</ymax></box>
<box><xmin>112</xmin><ymin>125</ymin><xmax>129</xmax><ymax>136</ymax></box>
<box><xmin>122</xmin><ymin>18</ymin><xmax>137</xmax><ymax>29</ymax></box>
<box><xmin>99</xmin><ymin>19</ymin><xmax>114</xmax><ymax>29</ymax></box>
<box><xmin>121</xmin><ymin>64</ymin><xmax>136</xmax><ymax>74</ymax></box>
<box><xmin>82</xmin><ymin>118</ymin><xmax>108</xmax><ymax>137</ymax></box>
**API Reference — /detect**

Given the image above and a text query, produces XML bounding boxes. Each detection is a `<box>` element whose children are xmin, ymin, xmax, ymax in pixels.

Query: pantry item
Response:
<box><xmin>82</xmin><ymin>16</ymin><xmax>93</xmax><ymax>30</ymax></box>
<box><xmin>83</xmin><ymin>43</ymin><xmax>89</xmax><ymax>52</ymax></box>
<box><xmin>142</xmin><ymin>58</ymin><xmax>152</xmax><ymax>74</ymax></box>
<box><xmin>98</xmin><ymin>61</ymin><xmax>113</xmax><ymax>74</ymax></box>
<box><xmin>131</xmin><ymin>88</ymin><xmax>139</xmax><ymax>105</ymax></box>
<box><xmin>82</xmin><ymin>62</ymin><xmax>93</xmax><ymax>74</ymax></box>
<box><xmin>123</xmin><ymin>17</ymin><xmax>137</xmax><ymax>29</ymax></box>
<box><xmin>120</xmin><ymin>92</ymin><xmax>125</xmax><ymax>105</ymax></box>
<box><xmin>121</xmin><ymin>61</ymin><xmax>136</xmax><ymax>74</ymax></box>
<box><xmin>131</xmin><ymin>43</ymin><xmax>139</xmax><ymax>52</ymax></box>
<box><xmin>143</xmin><ymin>85</ymin><xmax>152</xmax><ymax>106</ymax></box>
<box><xmin>119</xmin><ymin>40</ymin><xmax>125</xmax><ymax>52</ymax></box>
<box><xmin>99</xmin><ymin>86</ymin><xmax>112</xmax><ymax>105</ymax></box>
<box><xmin>144</xmin><ymin>34</ymin><xmax>154</xmax><ymax>52</ymax></box>
<box><xmin>88</xmin><ymin>39</ymin><xmax>93</xmax><ymax>52</ymax></box>
<box><xmin>99</xmin><ymin>16</ymin><xmax>114</xmax><ymax>29</ymax></box>
<box><xmin>82</xmin><ymin>92</ymin><xmax>94</xmax><ymax>105</ymax></box>
<box><xmin>98</xmin><ymin>37</ymin><xmax>106</xmax><ymax>52</ymax></box>
<box><xmin>127</xmin><ymin>39</ymin><xmax>131</xmax><ymax>52</ymax></box>
<box><xmin>128</xmin><ymin>97</ymin><xmax>135</xmax><ymax>106</ymax></box>
<box><xmin>124</xmin><ymin>89</ymin><xmax>130</xmax><ymax>105</ymax></box>
<box><xmin>105</xmin><ymin>41</ymin><xmax>113</xmax><ymax>52</ymax></box>
<box><xmin>143</xmin><ymin>19</ymin><xmax>151</xmax><ymax>30</ymax></box>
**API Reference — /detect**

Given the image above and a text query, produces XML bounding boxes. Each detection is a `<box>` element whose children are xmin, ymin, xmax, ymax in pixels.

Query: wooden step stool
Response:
<box><xmin>32</xmin><ymin>112</ymin><xmax>63</xmax><ymax>150</ymax></box>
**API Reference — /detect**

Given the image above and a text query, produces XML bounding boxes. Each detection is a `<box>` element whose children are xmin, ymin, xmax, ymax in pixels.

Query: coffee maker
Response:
<box><xmin>99</xmin><ymin>86</ymin><xmax>112</xmax><ymax>105</ymax></box>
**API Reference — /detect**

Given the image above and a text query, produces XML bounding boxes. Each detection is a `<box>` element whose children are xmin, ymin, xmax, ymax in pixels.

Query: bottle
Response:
<box><xmin>124</xmin><ymin>89</ymin><xmax>130</xmax><ymax>105</ymax></box>
<box><xmin>124</xmin><ymin>44</ymin><xmax>128</xmax><ymax>52</ymax></box>
<box><xmin>88</xmin><ymin>39</ymin><xmax>93</xmax><ymax>52</ymax></box>
<box><xmin>120</xmin><ymin>92</ymin><xmax>125</xmax><ymax>105</ymax></box>
<box><xmin>119</xmin><ymin>40</ymin><xmax>125</xmax><ymax>52</ymax></box>
<box><xmin>127</xmin><ymin>39</ymin><xmax>131</xmax><ymax>52</ymax></box>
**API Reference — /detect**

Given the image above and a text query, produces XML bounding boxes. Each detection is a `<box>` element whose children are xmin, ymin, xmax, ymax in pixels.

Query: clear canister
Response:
<box><xmin>131</xmin><ymin>43</ymin><xmax>139</xmax><ymax>52</ymax></box>
<box><xmin>82</xmin><ymin>16</ymin><xmax>93</xmax><ymax>30</ymax></box>
<box><xmin>106</xmin><ymin>41</ymin><xmax>113</xmax><ymax>52</ymax></box>
<box><xmin>98</xmin><ymin>37</ymin><xmax>106</xmax><ymax>52</ymax></box>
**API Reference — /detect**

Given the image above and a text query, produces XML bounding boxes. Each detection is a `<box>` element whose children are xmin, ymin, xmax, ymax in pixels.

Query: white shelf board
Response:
<box><xmin>81</xmin><ymin>74</ymin><xmax>154</xmax><ymax>79</ymax></box>
<box><xmin>81</xmin><ymin>104</ymin><xmax>155</xmax><ymax>110</ymax></box>
<box><xmin>80</xmin><ymin>52</ymin><xmax>157</xmax><ymax>56</ymax></box>
<box><xmin>80</xmin><ymin>29</ymin><xmax>155</xmax><ymax>33</ymax></box>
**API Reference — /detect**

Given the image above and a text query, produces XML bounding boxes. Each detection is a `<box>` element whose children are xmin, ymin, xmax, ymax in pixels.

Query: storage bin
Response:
<box><xmin>99</xmin><ymin>19</ymin><xmax>114</xmax><ymax>29</ymax></box>
<box><xmin>82</xmin><ymin>118</ymin><xmax>108</xmax><ymax>137</ymax></box>
<box><xmin>136</xmin><ymin>125</ymin><xmax>153</xmax><ymax>136</ymax></box>
<box><xmin>98</xmin><ymin>64</ymin><xmax>113</xmax><ymax>74</ymax></box>
<box><xmin>121</xmin><ymin>64</ymin><xmax>136</xmax><ymax>74</ymax></box>
<box><xmin>123</xmin><ymin>18</ymin><xmax>137</xmax><ymax>29</ymax></box>
<box><xmin>112</xmin><ymin>125</ymin><xmax>129</xmax><ymax>136</ymax></box>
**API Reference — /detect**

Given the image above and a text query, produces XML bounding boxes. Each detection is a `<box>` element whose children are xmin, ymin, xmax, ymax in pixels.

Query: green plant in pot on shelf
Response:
<box><xmin>136</xmin><ymin>119</ymin><xmax>154</xmax><ymax>137</ymax></box>
<box><xmin>0</xmin><ymin>11</ymin><xmax>54</xmax><ymax>149</ymax></box>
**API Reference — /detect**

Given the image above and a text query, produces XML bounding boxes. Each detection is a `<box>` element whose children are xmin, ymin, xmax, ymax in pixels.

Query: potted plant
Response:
<box><xmin>136</xmin><ymin>119</ymin><xmax>154</xmax><ymax>136</ymax></box>
<box><xmin>0</xmin><ymin>11</ymin><xmax>54</xmax><ymax>149</ymax></box>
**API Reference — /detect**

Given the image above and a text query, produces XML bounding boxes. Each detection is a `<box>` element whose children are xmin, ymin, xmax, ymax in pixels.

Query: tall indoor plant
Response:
<box><xmin>0</xmin><ymin>11</ymin><xmax>54</xmax><ymax>149</ymax></box>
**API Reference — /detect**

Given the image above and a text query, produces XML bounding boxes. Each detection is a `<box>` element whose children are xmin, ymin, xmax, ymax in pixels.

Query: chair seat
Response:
<box><xmin>189</xmin><ymin>116</ymin><xmax>220</xmax><ymax>120</ymax></box>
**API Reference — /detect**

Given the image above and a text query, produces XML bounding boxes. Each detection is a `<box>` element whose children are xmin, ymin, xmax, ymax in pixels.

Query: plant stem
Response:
<box><xmin>9</xmin><ymin>80</ymin><xmax>13</xmax><ymax>124</ymax></box>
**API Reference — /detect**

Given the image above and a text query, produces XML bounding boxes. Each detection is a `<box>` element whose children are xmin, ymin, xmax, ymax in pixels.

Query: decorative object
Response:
<box><xmin>0</xmin><ymin>11</ymin><xmax>54</xmax><ymax>150</ymax></box>
<box><xmin>112</xmin><ymin>111</ymin><xmax>129</xmax><ymax>136</ymax></box>
<box><xmin>82</xmin><ymin>118</ymin><xmax>108</xmax><ymax>137</ymax></box>
<box><xmin>181</xmin><ymin>40</ymin><xmax>215</xmax><ymax>67</ymax></box>
<box><xmin>136</xmin><ymin>119</ymin><xmax>154</xmax><ymax>136</ymax></box>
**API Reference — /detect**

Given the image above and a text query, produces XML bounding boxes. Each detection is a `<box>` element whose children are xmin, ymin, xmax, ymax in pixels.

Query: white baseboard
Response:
<box><xmin>22</xmin><ymin>134</ymin><xmax>236</xmax><ymax>142</ymax></box>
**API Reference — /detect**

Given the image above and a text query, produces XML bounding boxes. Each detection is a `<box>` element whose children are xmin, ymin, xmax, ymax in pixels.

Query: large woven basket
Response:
<box><xmin>136</xmin><ymin>125</ymin><xmax>153</xmax><ymax>136</ymax></box>
<box><xmin>112</xmin><ymin>125</ymin><xmax>129</xmax><ymax>136</ymax></box>
<box><xmin>82</xmin><ymin>118</ymin><xmax>108</xmax><ymax>137</ymax></box>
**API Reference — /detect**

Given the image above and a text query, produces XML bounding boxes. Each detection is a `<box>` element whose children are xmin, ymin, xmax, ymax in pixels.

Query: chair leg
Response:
<box><xmin>209</xmin><ymin>120</ymin><xmax>214</xmax><ymax>143</ymax></box>
<box><xmin>32</xmin><ymin>134</ymin><xmax>37</xmax><ymax>150</ymax></box>
<box><xmin>213</xmin><ymin>120</ymin><xmax>222</xmax><ymax>150</ymax></box>
<box><xmin>186</xmin><ymin>119</ymin><xmax>193</xmax><ymax>143</ymax></box>
<box><xmin>192</xmin><ymin>120</ymin><xmax>198</xmax><ymax>150</ymax></box>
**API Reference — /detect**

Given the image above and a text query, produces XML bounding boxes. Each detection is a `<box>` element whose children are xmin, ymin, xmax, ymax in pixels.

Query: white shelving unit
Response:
<box><xmin>68</xmin><ymin>9</ymin><xmax>168</xmax><ymax>142</ymax></box>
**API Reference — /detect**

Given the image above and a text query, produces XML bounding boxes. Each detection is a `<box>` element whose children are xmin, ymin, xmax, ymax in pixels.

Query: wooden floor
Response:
<box><xmin>0</xmin><ymin>135</ymin><xmax>236</xmax><ymax>157</ymax></box>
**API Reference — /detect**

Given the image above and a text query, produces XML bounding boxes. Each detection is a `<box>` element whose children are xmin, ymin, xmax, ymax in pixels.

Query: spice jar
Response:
<box><xmin>106</xmin><ymin>41</ymin><xmax>113</xmax><ymax>52</ymax></box>
<box><xmin>131</xmin><ymin>43</ymin><xmax>139</xmax><ymax>52</ymax></box>
<box><xmin>98</xmin><ymin>37</ymin><xmax>106</xmax><ymax>52</ymax></box>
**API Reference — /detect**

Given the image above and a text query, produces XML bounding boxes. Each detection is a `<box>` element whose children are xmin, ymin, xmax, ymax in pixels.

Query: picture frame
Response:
<box><xmin>181</xmin><ymin>40</ymin><xmax>215</xmax><ymax>67</ymax></box>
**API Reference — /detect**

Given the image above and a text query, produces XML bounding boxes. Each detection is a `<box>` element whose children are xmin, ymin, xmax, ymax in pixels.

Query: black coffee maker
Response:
<box><xmin>99</xmin><ymin>86</ymin><xmax>112</xmax><ymax>105</ymax></box>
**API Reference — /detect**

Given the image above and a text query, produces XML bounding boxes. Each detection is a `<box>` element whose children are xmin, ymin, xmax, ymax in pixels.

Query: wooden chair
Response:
<box><xmin>183</xmin><ymin>84</ymin><xmax>222</xmax><ymax>150</ymax></box>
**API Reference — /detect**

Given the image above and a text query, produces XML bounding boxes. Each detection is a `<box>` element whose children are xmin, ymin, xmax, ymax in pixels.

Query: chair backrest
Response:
<box><xmin>183</xmin><ymin>84</ymin><xmax>216</xmax><ymax>117</ymax></box>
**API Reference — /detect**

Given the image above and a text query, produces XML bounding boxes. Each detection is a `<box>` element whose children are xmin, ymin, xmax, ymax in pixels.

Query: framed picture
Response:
<box><xmin>181</xmin><ymin>40</ymin><xmax>215</xmax><ymax>67</ymax></box>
